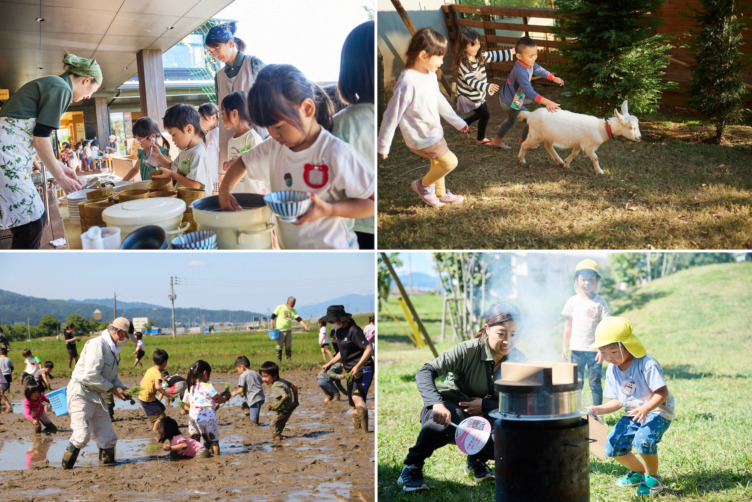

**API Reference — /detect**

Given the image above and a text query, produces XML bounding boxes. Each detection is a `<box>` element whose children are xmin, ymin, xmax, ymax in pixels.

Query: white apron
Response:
<box><xmin>0</xmin><ymin>117</ymin><xmax>44</xmax><ymax>228</ymax></box>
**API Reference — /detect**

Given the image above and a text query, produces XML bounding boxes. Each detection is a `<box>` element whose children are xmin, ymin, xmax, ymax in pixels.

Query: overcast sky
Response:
<box><xmin>0</xmin><ymin>252</ymin><xmax>374</xmax><ymax>312</ymax></box>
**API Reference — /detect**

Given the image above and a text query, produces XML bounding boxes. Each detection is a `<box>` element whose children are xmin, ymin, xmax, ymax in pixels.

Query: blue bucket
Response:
<box><xmin>47</xmin><ymin>387</ymin><xmax>68</xmax><ymax>417</ymax></box>
<box><xmin>267</xmin><ymin>329</ymin><xmax>280</xmax><ymax>340</ymax></box>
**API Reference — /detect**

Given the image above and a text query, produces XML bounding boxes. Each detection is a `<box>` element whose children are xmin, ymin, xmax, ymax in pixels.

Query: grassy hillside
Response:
<box><xmin>377</xmin><ymin>262</ymin><xmax>752</xmax><ymax>501</ymax></box>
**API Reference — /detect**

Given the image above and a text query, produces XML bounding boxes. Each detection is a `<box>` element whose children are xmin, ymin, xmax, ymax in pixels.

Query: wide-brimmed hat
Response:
<box><xmin>591</xmin><ymin>317</ymin><xmax>646</xmax><ymax>358</ymax></box>
<box><xmin>111</xmin><ymin>317</ymin><xmax>130</xmax><ymax>333</ymax></box>
<box><xmin>323</xmin><ymin>305</ymin><xmax>350</xmax><ymax>323</ymax></box>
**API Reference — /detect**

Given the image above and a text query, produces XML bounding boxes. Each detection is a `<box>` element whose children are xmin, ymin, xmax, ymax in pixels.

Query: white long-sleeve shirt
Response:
<box><xmin>378</xmin><ymin>69</ymin><xmax>467</xmax><ymax>155</ymax></box>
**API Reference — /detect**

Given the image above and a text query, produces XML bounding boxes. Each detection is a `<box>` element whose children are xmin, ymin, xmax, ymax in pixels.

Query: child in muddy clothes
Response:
<box><xmin>23</xmin><ymin>380</ymin><xmax>58</xmax><ymax>434</ymax></box>
<box><xmin>228</xmin><ymin>356</ymin><xmax>265</xmax><ymax>425</ymax></box>
<box><xmin>316</xmin><ymin>362</ymin><xmax>346</xmax><ymax>402</ymax></box>
<box><xmin>0</xmin><ymin>347</ymin><xmax>14</xmax><ymax>412</ymax></box>
<box><xmin>138</xmin><ymin>349</ymin><xmax>170</xmax><ymax>432</ymax></box>
<box><xmin>259</xmin><ymin>361</ymin><xmax>299</xmax><ymax>440</ymax></box>
<box><xmin>33</xmin><ymin>361</ymin><xmax>54</xmax><ymax>391</ymax></box>
<box><xmin>182</xmin><ymin>360</ymin><xmax>231</xmax><ymax>457</ymax></box>
<box><xmin>20</xmin><ymin>349</ymin><xmax>41</xmax><ymax>384</ymax></box>
<box><xmin>161</xmin><ymin>372</ymin><xmax>186</xmax><ymax>403</ymax></box>
<box><xmin>159</xmin><ymin>416</ymin><xmax>206</xmax><ymax>459</ymax></box>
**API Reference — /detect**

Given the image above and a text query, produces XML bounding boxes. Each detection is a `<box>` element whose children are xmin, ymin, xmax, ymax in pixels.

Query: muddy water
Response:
<box><xmin>0</xmin><ymin>370</ymin><xmax>374</xmax><ymax>501</ymax></box>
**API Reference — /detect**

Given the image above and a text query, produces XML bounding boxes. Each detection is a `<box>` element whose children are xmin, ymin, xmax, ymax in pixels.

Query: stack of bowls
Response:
<box><xmin>148</xmin><ymin>190</ymin><xmax>178</xmax><ymax>198</ymax></box>
<box><xmin>66</xmin><ymin>189</ymin><xmax>94</xmax><ymax>226</ymax></box>
<box><xmin>263</xmin><ymin>190</ymin><xmax>312</xmax><ymax>222</ymax></box>
<box><xmin>171</xmin><ymin>230</ymin><xmax>218</xmax><ymax>250</ymax></box>
<box><xmin>117</xmin><ymin>189</ymin><xmax>150</xmax><ymax>202</ymax></box>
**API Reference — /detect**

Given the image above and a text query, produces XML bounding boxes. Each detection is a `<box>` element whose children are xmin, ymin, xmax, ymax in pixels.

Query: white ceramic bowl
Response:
<box><xmin>263</xmin><ymin>190</ymin><xmax>311</xmax><ymax>222</ymax></box>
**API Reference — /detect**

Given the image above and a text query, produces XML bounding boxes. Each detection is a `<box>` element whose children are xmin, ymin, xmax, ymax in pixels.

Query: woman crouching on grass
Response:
<box><xmin>397</xmin><ymin>303</ymin><xmax>527</xmax><ymax>492</ymax></box>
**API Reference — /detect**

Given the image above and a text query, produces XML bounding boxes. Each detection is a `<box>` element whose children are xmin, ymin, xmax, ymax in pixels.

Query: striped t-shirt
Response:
<box><xmin>456</xmin><ymin>49</ymin><xmax>514</xmax><ymax>104</ymax></box>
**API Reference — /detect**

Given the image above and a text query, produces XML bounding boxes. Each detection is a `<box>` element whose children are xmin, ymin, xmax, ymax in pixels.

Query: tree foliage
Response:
<box><xmin>552</xmin><ymin>0</ymin><xmax>677</xmax><ymax>115</ymax></box>
<box><xmin>377</xmin><ymin>253</ymin><xmax>403</xmax><ymax>309</ymax></box>
<box><xmin>608</xmin><ymin>252</ymin><xmax>739</xmax><ymax>287</ymax></box>
<box><xmin>687</xmin><ymin>0</ymin><xmax>749</xmax><ymax>143</ymax></box>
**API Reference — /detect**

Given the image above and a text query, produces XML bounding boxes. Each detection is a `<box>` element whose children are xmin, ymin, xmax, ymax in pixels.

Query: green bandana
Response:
<box><xmin>63</xmin><ymin>53</ymin><xmax>102</xmax><ymax>84</ymax></box>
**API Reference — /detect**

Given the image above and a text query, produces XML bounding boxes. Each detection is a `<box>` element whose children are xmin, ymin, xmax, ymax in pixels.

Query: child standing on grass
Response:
<box><xmin>316</xmin><ymin>362</ymin><xmax>346</xmax><ymax>403</ymax></box>
<box><xmin>220</xmin><ymin>92</ymin><xmax>264</xmax><ymax>194</ymax></box>
<box><xmin>318</xmin><ymin>318</ymin><xmax>334</xmax><ymax>362</ymax></box>
<box><xmin>219</xmin><ymin>64</ymin><xmax>374</xmax><ymax>250</ymax></box>
<box><xmin>33</xmin><ymin>361</ymin><xmax>54</xmax><ymax>391</ymax></box>
<box><xmin>132</xmin><ymin>332</ymin><xmax>145</xmax><ymax>368</ymax></box>
<box><xmin>259</xmin><ymin>361</ymin><xmax>299</xmax><ymax>441</ymax></box>
<box><xmin>137</xmin><ymin>349</ymin><xmax>169</xmax><ymax>432</ymax></box>
<box><xmin>23</xmin><ymin>380</ymin><xmax>57</xmax><ymax>434</ymax></box>
<box><xmin>228</xmin><ymin>356</ymin><xmax>265</xmax><ymax>426</ymax></box>
<box><xmin>453</xmin><ymin>27</ymin><xmax>515</xmax><ymax>145</ymax></box>
<box><xmin>149</xmin><ymin>104</ymin><xmax>212</xmax><ymax>196</ymax></box>
<box><xmin>21</xmin><ymin>349</ymin><xmax>41</xmax><ymax>384</ymax></box>
<box><xmin>0</xmin><ymin>347</ymin><xmax>14</xmax><ymax>412</ymax></box>
<box><xmin>378</xmin><ymin>27</ymin><xmax>470</xmax><ymax>208</ymax></box>
<box><xmin>182</xmin><ymin>360</ymin><xmax>231</xmax><ymax>457</ymax></box>
<box><xmin>561</xmin><ymin>259</ymin><xmax>610</xmax><ymax>406</ymax></box>
<box><xmin>489</xmin><ymin>36</ymin><xmax>564</xmax><ymax>149</ymax></box>
<box><xmin>159</xmin><ymin>416</ymin><xmax>206</xmax><ymax>459</ymax></box>
<box><xmin>589</xmin><ymin>317</ymin><xmax>675</xmax><ymax>497</ymax></box>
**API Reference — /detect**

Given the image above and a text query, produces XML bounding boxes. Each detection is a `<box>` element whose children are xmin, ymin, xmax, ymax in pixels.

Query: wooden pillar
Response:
<box><xmin>94</xmin><ymin>97</ymin><xmax>110</xmax><ymax>144</ymax></box>
<box><xmin>136</xmin><ymin>49</ymin><xmax>167</xmax><ymax>125</ymax></box>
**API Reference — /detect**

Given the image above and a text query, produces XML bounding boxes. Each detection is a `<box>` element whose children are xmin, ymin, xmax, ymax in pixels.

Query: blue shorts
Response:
<box><xmin>605</xmin><ymin>413</ymin><xmax>671</xmax><ymax>457</ymax></box>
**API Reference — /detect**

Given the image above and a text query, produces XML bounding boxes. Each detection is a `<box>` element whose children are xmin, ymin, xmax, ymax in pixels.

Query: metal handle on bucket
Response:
<box><xmin>564</xmin><ymin>438</ymin><xmax>598</xmax><ymax>447</ymax></box>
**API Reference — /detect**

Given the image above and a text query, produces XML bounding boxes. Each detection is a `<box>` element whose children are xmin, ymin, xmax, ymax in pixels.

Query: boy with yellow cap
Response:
<box><xmin>561</xmin><ymin>259</ymin><xmax>609</xmax><ymax>406</ymax></box>
<box><xmin>589</xmin><ymin>317</ymin><xmax>675</xmax><ymax>497</ymax></box>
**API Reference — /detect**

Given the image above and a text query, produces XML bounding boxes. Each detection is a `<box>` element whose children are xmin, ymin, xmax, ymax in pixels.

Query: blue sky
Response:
<box><xmin>218</xmin><ymin>0</ymin><xmax>374</xmax><ymax>83</ymax></box>
<box><xmin>0</xmin><ymin>252</ymin><xmax>374</xmax><ymax>312</ymax></box>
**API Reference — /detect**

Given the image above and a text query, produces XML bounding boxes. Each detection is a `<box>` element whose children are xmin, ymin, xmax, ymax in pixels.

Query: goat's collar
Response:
<box><xmin>605</xmin><ymin>119</ymin><xmax>613</xmax><ymax>139</ymax></box>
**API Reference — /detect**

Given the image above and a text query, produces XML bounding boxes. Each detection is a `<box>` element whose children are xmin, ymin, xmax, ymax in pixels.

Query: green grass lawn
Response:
<box><xmin>377</xmin><ymin>98</ymin><xmax>752</xmax><ymax>249</ymax></box>
<box><xmin>7</xmin><ymin>312</ymin><xmax>373</xmax><ymax>379</ymax></box>
<box><xmin>377</xmin><ymin>263</ymin><xmax>752</xmax><ymax>501</ymax></box>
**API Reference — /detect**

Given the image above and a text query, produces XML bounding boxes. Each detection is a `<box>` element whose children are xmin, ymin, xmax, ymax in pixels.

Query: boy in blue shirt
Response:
<box><xmin>490</xmin><ymin>36</ymin><xmax>564</xmax><ymax>149</ymax></box>
<box><xmin>589</xmin><ymin>317</ymin><xmax>675</xmax><ymax>497</ymax></box>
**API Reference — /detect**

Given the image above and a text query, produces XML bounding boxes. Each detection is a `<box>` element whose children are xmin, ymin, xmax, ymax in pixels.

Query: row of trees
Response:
<box><xmin>1</xmin><ymin>314</ymin><xmax>105</xmax><ymax>342</ymax></box>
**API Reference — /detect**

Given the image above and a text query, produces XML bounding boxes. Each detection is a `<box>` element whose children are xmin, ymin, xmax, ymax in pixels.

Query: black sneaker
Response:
<box><xmin>464</xmin><ymin>459</ymin><xmax>494</xmax><ymax>482</ymax></box>
<box><xmin>397</xmin><ymin>464</ymin><xmax>429</xmax><ymax>492</ymax></box>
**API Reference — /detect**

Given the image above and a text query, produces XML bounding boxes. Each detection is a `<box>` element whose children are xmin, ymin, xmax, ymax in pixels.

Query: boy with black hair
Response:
<box><xmin>21</xmin><ymin>348</ymin><xmax>41</xmax><ymax>384</ymax></box>
<box><xmin>229</xmin><ymin>355</ymin><xmax>265</xmax><ymax>425</ymax></box>
<box><xmin>137</xmin><ymin>348</ymin><xmax>170</xmax><ymax>431</ymax></box>
<box><xmin>259</xmin><ymin>360</ymin><xmax>299</xmax><ymax>440</ymax></box>
<box><xmin>0</xmin><ymin>347</ymin><xmax>13</xmax><ymax>413</ymax></box>
<box><xmin>33</xmin><ymin>361</ymin><xmax>54</xmax><ymax>391</ymax></box>
<box><xmin>489</xmin><ymin>36</ymin><xmax>564</xmax><ymax>149</ymax></box>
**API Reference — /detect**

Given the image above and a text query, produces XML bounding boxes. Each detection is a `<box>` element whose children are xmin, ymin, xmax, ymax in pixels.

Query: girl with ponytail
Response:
<box><xmin>182</xmin><ymin>360</ymin><xmax>230</xmax><ymax>458</ymax></box>
<box><xmin>218</xmin><ymin>64</ymin><xmax>375</xmax><ymax>250</ymax></box>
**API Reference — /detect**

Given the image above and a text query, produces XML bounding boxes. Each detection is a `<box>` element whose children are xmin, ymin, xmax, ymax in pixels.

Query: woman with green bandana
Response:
<box><xmin>0</xmin><ymin>53</ymin><xmax>101</xmax><ymax>248</ymax></box>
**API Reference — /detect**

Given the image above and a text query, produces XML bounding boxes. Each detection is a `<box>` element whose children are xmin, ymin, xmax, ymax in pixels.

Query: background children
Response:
<box><xmin>452</xmin><ymin>27</ymin><xmax>514</xmax><ymax>145</ymax></box>
<box><xmin>161</xmin><ymin>372</ymin><xmax>186</xmax><ymax>403</ymax></box>
<box><xmin>132</xmin><ymin>332</ymin><xmax>145</xmax><ymax>368</ymax></box>
<box><xmin>219</xmin><ymin>64</ymin><xmax>375</xmax><ymax>250</ymax></box>
<box><xmin>378</xmin><ymin>27</ymin><xmax>470</xmax><ymax>208</ymax></box>
<box><xmin>316</xmin><ymin>361</ymin><xmax>346</xmax><ymax>402</ymax></box>
<box><xmin>150</xmin><ymin>104</ymin><xmax>212</xmax><ymax>196</ymax></box>
<box><xmin>137</xmin><ymin>348</ymin><xmax>169</xmax><ymax>431</ymax></box>
<box><xmin>21</xmin><ymin>349</ymin><xmax>40</xmax><ymax>384</ymax></box>
<box><xmin>23</xmin><ymin>380</ymin><xmax>57</xmax><ymax>434</ymax></box>
<box><xmin>220</xmin><ymin>92</ymin><xmax>264</xmax><ymax>194</ymax></box>
<box><xmin>489</xmin><ymin>36</ymin><xmax>564</xmax><ymax>149</ymax></box>
<box><xmin>589</xmin><ymin>317</ymin><xmax>675</xmax><ymax>497</ymax></box>
<box><xmin>183</xmin><ymin>360</ymin><xmax>230</xmax><ymax>457</ymax></box>
<box><xmin>159</xmin><ymin>416</ymin><xmax>205</xmax><ymax>459</ymax></box>
<box><xmin>561</xmin><ymin>259</ymin><xmax>609</xmax><ymax>406</ymax></box>
<box><xmin>82</xmin><ymin>141</ymin><xmax>92</xmax><ymax>172</ymax></box>
<box><xmin>198</xmin><ymin>102</ymin><xmax>221</xmax><ymax>193</ymax></box>
<box><xmin>318</xmin><ymin>318</ymin><xmax>333</xmax><ymax>362</ymax></box>
<box><xmin>0</xmin><ymin>347</ymin><xmax>13</xmax><ymax>412</ymax></box>
<box><xmin>333</xmin><ymin>20</ymin><xmax>375</xmax><ymax>249</ymax></box>
<box><xmin>123</xmin><ymin>118</ymin><xmax>172</xmax><ymax>182</ymax></box>
<box><xmin>364</xmin><ymin>316</ymin><xmax>376</xmax><ymax>352</ymax></box>
<box><xmin>63</xmin><ymin>323</ymin><xmax>79</xmax><ymax>369</ymax></box>
<box><xmin>33</xmin><ymin>361</ymin><xmax>54</xmax><ymax>391</ymax></box>
<box><xmin>229</xmin><ymin>355</ymin><xmax>265</xmax><ymax>426</ymax></box>
<box><xmin>259</xmin><ymin>361</ymin><xmax>299</xmax><ymax>440</ymax></box>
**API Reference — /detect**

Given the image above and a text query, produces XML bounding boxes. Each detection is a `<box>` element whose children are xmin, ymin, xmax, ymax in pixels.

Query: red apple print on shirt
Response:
<box><xmin>303</xmin><ymin>164</ymin><xmax>329</xmax><ymax>189</ymax></box>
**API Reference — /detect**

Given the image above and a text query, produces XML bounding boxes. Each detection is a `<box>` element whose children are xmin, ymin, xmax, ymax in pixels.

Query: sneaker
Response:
<box><xmin>636</xmin><ymin>474</ymin><xmax>663</xmax><ymax>496</ymax></box>
<box><xmin>397</xmin><ymin>464</ymin><xmax>429</xmax><ymax>492</ymax></box>
<box><xmin>616</xmin><ymin>470</ymin><xmax>645</xmax><ymax>487</ymax></box>
<box><xmin>464</xmin><ymin>458</ymin><xmax>494</xmax><ymax>482</ymax></box>
<box><xmin>438</xmin><ymin>191</ymin><xmax>464</xmax><ymax>204</ymax></box>
<box><xmin>411</xmin><ymin>179</ymin><xmax>444</xmax><ymax>207</ymax></box>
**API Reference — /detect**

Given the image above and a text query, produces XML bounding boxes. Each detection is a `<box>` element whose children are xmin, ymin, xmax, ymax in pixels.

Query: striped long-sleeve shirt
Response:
<box><xmin>456</xmin><ymin>49</ymin><xmax>515</xmax><ymax>104</ymax></box>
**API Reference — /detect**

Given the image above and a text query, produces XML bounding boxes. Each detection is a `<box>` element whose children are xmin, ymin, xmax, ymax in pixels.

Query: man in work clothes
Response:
<box><xmin>270</xmin><ymin>296</ymin><xmax>309</xmax><ymax>364</ymax></box>
<box><xmin>62</xmin><ymin>317</ymin><xmax>131</xmax><ymax>469</ymax></box>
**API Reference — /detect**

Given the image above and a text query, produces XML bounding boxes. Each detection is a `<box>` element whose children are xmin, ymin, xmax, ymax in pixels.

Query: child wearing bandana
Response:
<box><xmin>589</xmin><ymin>317</ymin><xmax>675</xmax><ymax>497</ymax></box>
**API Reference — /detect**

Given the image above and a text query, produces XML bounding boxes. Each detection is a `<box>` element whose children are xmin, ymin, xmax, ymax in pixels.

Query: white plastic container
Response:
<box><xmin>102</xmin><ymin>198</ymin><xmax>188</xmax><ymax>243</ymax></box>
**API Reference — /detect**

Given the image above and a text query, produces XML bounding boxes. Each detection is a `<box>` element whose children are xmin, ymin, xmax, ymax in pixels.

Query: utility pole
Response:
<box><xmin>27</xmin><ymin>317</ymin><xmax>31</xmax><ymax>342</ymax></box>
<box><xmin>169</xmin><ymin>276</ymin><xmax>177</xmax><ymax>338</ymax></box>
<box><xmin>113</xmin><ymin>292</ymin><xmax>117</xmax><ymax>318</ymax></box>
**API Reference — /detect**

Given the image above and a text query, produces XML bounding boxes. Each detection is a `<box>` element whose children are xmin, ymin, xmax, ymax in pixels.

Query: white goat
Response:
<box><xmin>517</xmin><ymin>100</ymin><xmax>641</xmax><ymax>174</ymax></box>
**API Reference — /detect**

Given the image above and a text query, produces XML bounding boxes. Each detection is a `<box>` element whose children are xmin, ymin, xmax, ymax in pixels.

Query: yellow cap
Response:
<box><xmin>591</xmin><ymin>317</ymin><xmax>646</xmax><ymax>358</ymax></box>
<box><xmin>575</xmin><ymin>259</ymin><xmax>600</xmax><ymax>277</ymax></box>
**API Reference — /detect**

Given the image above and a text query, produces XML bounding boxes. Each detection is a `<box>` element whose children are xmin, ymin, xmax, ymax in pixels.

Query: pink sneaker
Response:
<box><xmin>438</xmin><ymin>191</ymin><xmax>464</xmax><ymax>204</ymax></box>
<box><xmin>411</xmin><ymin>179</ymin><xmax>444</xmax><ymax>207</ymax></box>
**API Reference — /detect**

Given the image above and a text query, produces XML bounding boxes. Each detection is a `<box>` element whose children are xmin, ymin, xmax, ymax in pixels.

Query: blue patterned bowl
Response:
<box><xmin>263</xmin><ymin>190</ymin><xmax>312</xmax><ymax>222</ymax></box>
<box><xmin>171</xmin><ymin>230</ymin><xmax>218</xmax><ymax>250</ymax></box>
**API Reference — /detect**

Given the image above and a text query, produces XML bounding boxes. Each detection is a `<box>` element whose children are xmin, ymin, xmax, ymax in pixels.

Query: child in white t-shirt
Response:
<box><xmin>220</xmin><ymin>92</ymin><xmax>265</xmax><ymax>194</ymax></box>
<box><xmin>318</xmin><ymin>318</ymin><xmax>333</xmax><ymax>362</ymax></box>
<box><xmin>218</xmin><ymin>64</ymin><xmax>374</xmax><ymax>249</ymax></box>
<box><xmin>199</xmin><ymin>102</ymin><xmax>221</xmax><ymax>193</ymax></box>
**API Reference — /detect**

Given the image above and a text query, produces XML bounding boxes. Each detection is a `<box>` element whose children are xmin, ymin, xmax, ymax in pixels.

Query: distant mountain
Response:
<box><xmin>397</xmin><ymin>272</ymin><xmax>442</xmax><ymax>291</ymax></box>
<box><xmin>293</xmin><ymin>293</ymin><xmax>375</xmax><ymax>320</ymax></box>
<box><xmin>67</xmin><ymin>298</ymin><xmax>166</xmax><ymax>310</ymax></box>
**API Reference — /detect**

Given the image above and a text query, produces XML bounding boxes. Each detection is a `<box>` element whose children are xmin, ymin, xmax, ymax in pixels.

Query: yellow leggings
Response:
<box><xmin>420</xmin><ymin>151</ymin><xmax>458</xmax><ymax>197</ymax></box>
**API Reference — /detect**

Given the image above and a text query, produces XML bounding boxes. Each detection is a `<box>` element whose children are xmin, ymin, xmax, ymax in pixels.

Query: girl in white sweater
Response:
<box><xmin>377</xmin><ymin>28</ymin><xmax>469</xmax><ymax>208</ymax></box>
